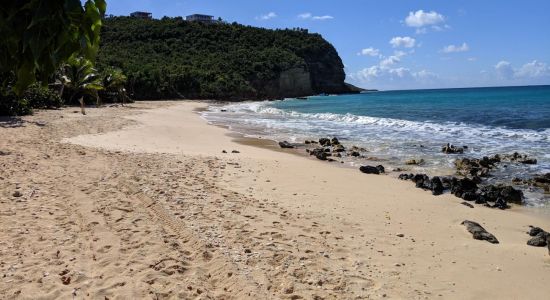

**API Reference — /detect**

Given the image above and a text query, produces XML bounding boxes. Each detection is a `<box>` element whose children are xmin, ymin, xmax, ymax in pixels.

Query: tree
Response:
<box><xmin>61</xmin><ymin>56</ymin><xmax>104</xmax><ymax>114</ymax></box>
<box><xmin>0</xmin><ymin>0</ymin><xmax>107</xmax><ymax>95</ymax></box>
<box><xmin>100</xmin><ymin>67</ymin><xmax>129</xmax><ymax>105</ymax></box>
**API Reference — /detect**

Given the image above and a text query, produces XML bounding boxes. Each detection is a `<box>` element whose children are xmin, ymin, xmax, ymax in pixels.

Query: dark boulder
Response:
<box><xmin>331</xmin><ymin>137</ymin><xmax>340</xmax><ymax>145</ymax></box>
<box><xmin>350</xmin><ymin>151</ymin><xmax>360</xmax><ymax>157</ymax></box>
<box><xmin>461</xmin><ymin>220</ymin><xmax>499</xmax><ymax>244</ymax></box>
<box><xmin>278</xmin><ymin>141</ymin><xmax>295</xmax><ymax>149</ymax></box>
<box><xmin>309</xmin><ymin>148</ymin><xmax>328</xmax><ymax>161</ymax></box>
<box><xmin>398</xmin><ymin>173</ymin><xmax>414</xmax><ymax>180</ymax></box>
<box><xmin>479</xmin><ymin>184</ymin><xmax>523</xmax><ymax>205</ymax></box>
<box><xmin>529</xmin><ymin>226</ymin><xmax>546</xmax><ymax>236</ymax></box>
<box><xmin>359</xmin><ymin>165</ymin><xmax>385</xmax><ymax>175</ymax></box>
<box><xmin>442</xmin><ymin>143</ymin><xmax>464</xmax><ymax>154</ymax></box>
<box><xmin>461</xmin><ymin>202</ymin><xmax>474</xmax><ymax>208</ymax></box>
<box><xmin>319</xmin><ymin>138</ymin><xmax>331</xmax><ymax>146</ymax></box>
<box><xmin>527</xmin><ymin>232</ymin><xmax>549</xmax><ymax>247</ymax></box>
<box><xmin>430</xmin><ymin>176</ymin><xmax>444</xmax><ymax>195</ymax></box>
<box><xmin>526</xmin><ymin>226</ymin><xmax>549</xmax><ymax>247</ymax></box>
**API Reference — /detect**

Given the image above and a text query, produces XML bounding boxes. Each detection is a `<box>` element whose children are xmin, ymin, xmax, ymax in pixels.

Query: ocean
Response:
<box><xmin>202</xmin><ymin>85</ymin><xmax>550</xmax><ymax>206</ymax></box>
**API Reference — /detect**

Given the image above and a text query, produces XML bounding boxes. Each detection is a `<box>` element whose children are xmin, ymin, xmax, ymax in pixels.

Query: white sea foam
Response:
<box><xmin>208</xmin><ymin>101</ymin><xmax>550</xmax><ymax>144</ymax></box>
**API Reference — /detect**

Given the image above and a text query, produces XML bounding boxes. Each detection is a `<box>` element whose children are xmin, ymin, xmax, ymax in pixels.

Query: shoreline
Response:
<box><xmin>2</xmin><ymin>100</ymin><xmax>550</xmax><ymax>299</ymax></box>
<box><xmin>201</xmin><ymin>98</ymin><xmax>550</xmax><ymax>207</ymax></box>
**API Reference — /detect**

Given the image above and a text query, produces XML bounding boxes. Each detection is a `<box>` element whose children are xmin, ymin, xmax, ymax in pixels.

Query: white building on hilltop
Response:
<box><xmin>186</xmin><ymin>14</ymin><xmax>219</xmax><ymax>24</ymax></box>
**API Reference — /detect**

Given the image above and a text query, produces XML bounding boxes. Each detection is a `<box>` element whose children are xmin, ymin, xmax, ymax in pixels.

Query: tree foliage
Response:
<box><xmin>0</xmin><ymin>0</ymin><xmax>106</xmax><ymax>95</ymax></box>
<box><xmin>97</xmin><ymin>17</ymin><xmax>347</xmax><ymax>100</ymax></box>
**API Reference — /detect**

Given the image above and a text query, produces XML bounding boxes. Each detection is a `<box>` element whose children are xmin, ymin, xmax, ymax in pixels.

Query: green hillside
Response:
<box><xmin>97</xmin><ymin>17</ymin><xmax>354</xmax><ymax>100</ymax></box>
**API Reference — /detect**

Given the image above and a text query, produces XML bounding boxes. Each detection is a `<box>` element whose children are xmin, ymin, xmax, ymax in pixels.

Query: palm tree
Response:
<box><xmin>60</xmin><ymin>56</ymin><xmax>103</xmax><ymax>114</ymax></box>
<box><xmin>101</xmin><ymin>67</ymin><xmax>129</xmax><ymax>105</ymax></box>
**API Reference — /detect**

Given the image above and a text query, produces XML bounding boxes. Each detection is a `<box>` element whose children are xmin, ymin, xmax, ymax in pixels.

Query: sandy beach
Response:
<box><xmin>1</xmin><ymin>101</ymin><xmax>550</xmax><ymax>299</ymax></box>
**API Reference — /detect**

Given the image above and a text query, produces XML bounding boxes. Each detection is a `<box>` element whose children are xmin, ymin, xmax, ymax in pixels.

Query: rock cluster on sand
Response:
<box><xmin>513</xmin><ymin>173</ymin><xmax>550</xmax><ymax>193</ymax></box>
<box><xmin>461</xmin><ymin>220</ymin><xmax>499</xmax><ymax>244</ymax></box>
<box><xmin>305</xmin><ymin>137</ymin><xmax>369</xmax><ymax>162</ymax></box>
<box><xmin>454</xmin><ymin>153</ymin><xmax>538</xmax><ymax>177</ymax></box>
<box><xmin>398</xmin><ymin>173</ymin><xmax>524</xmax><ymax>209</ymax></box>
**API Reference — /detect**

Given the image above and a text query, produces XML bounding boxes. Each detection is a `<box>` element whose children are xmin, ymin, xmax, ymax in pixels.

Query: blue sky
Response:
<box><xmin>101</xmin><ymin>0</ymin><xmax>550</xmax><ymax>90</ymax></box>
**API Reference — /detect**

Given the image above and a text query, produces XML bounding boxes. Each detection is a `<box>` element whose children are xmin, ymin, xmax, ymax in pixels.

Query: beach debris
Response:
<box><xmin>278</xmin><ymin>141</ymin><xmax>295</xmax><ymax>149</ymax></box>
<box><xmin>231</xmin><ymin>150</ymin><xmax>240</xmax><ymax>153</ymax></box>
<box><xmin>526</xmin><ymin>226</ymin><xmax>549</xmax><ymax>247</ymax></box>
<box><xmin>12</xmin><ymin>190</ymin><xmax>23</xmax><ymax>197</ymax></box>
<box><xmin>359</xmin><ymin>165</ymin><xmax>385</xmax><ymax>175</ymax></box>
<box><xmin>442</xmin><ymin>143</ymin><xmax>465</xmax><ymax>154</ymax></box>
<box><xmin>396</xmin><ymin>233</ymin><xmax>405</xmax><ymax>237</ymax></box>
<box><xmin>0</xmin><ymin>150</ymin><xmax>10</xmax><ymax>156</ymax></box>
<box><xmin>405</xmin><ymin>158</ymin><xmax>424</xmax><ymax>165</ymax></box>
<box><xmin>461</xmin><ymin>220</ymin><xmax>499</xmax><ymax>244</ymax></box>
<box><xmin>222</xmin><ymin>150</ymin><xmax>227</xmax><ymax>153</ymax></box>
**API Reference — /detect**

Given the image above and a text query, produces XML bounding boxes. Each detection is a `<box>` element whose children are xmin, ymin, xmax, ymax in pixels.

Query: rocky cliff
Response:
<box><xmin>97</xmin><ymin>17</ymin><xmax>354</xmax><ymax>100</ymax></box>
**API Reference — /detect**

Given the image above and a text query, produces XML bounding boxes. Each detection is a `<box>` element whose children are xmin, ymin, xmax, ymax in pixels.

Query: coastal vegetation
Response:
<box><xmin>97</xmin><ymin>17</ymin><xmax>352</xmax><ymax>100</ymax></box>
<box><xmin>0</xmin><ymin>0</ymin><xmax>129</xmax><ymax>116</ymax></box>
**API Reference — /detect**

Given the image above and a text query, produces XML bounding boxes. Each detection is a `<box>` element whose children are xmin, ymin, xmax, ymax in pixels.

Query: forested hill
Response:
<box><xmin>97</xmin><ymin>17</ymin><xmax>357</xmax><ymax>100</ymax></box>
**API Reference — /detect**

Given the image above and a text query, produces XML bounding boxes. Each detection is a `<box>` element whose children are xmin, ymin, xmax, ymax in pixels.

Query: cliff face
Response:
<box><xmin>98</xmin><ymin>17</ymin><xmax>353</xmax><ymax>100</ymax></box>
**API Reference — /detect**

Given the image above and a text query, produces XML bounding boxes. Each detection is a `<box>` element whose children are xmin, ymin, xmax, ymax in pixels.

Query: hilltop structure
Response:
<box><xmin>186</xmin><ymin>14</ymin><xmax>218</xmax><ymax>24</ymax></box>
<box><xmin>130</xmin><ymin>11</ymin><xmax>152</xmax><ymax>19</ymax></box>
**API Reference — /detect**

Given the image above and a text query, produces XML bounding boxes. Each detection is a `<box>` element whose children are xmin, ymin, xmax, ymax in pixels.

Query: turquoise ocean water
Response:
<box><xmin>203</xmin><ymin>85</ymin><xmax>550</xmax><ymax>206</ymax></box>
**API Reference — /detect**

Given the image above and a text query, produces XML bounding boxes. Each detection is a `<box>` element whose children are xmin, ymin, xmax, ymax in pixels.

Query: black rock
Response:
<box><xmin>350</xmin><ymin>151</ymin><xmax>360</xmax><ymax>157</ymax></box>
<box><xmin>461</xmin><ymin>202</ymin><xmax>474</xmax><ymax>208</ymax></box>
<box><xmin>526</xmin><ymin>226</ymin><xmax>549</xmax><ymax>247</ymax></box>
<box><xmin>461</xmin><ymin>192</ymin><xmax>478</xmax><ymax>201</ymax></box>
<box><xmin>398</xmin><ymin>173</ymin><xmax>414</xmax><ymax>180</ymax></box>
<box><xmin>527</xmin><ymin>232</ymin><xmax>549</xmax><ymax>247</ymax></box>
<box><xmin>331</xmin><ymin>137</ymin><xmax>340</xmax><ymax>145</ymax></box>
<box><xmin>278</xmin><ymin>141</ymin><xmax>294</xmax><ymax>149</ymax></box>
<box><xmin>480</xmin><ymin>184</ymin><xmax>523</xmax><ymax>205</ymax></box>
<box><xmin>430</xmin><ymin>176</ymin><xmax>444</xmax><ymax>195</ymax></box>
<box><xmin>309</xmin><ymin>148</ymin><xmax>328</xmax><ymax>161</ymax></box>
<box><xmin>461</xmin><ymin>220</ymin><xmax>499</xmax><ymax>244</ymax></box>
<box><xmin>442</xmin><ymin>143</ymin><xmax>464</xmax><ymax>154</ymax></box>
<box><xmin>359</xmin><ymin>165</ymin><xmax>383</xmax><ymax>175</ymax></box>
<box><xmin>319</xmin><ymin>138</ymin><xmax>331</xmax><ymax>146</ymax></box>
<box><xmin>529</xmin><ymin>226</ymin><xmax>546</xmax><ymax>237</ymax></box>
<box><xmin>493</xmin><ymin>197</ymin><xmax>509</xmax><ymax>210</ymax></box>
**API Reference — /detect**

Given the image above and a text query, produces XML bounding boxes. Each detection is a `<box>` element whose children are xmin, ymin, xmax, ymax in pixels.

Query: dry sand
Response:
<box><xmin>1</xmin><ymin>101</ymin><xmax>550</xmax><ymax>299</ymax></box>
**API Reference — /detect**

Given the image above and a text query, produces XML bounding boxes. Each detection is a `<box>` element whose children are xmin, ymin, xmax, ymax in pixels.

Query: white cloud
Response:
<box><xmin>467</xmin><ymin>57</ymin><xmax>477</xmax><ymax>61</ymax></box>
<box><xmin>442</xmin><ymin>42</ymin><xmax>469</xmax><ymax>53</ymax></box>
<box><xmin>495</xmin><ymin>60</ymin><xmax>550</xmax><ymax>80</ymax></box>
<box><xmin>495</xmin><ymin>61</ymin><xmax>515</xmax><ymax>79</ymax></box>
<box><xmin>298</xmin><ymin>13</ymin><xmax>334</xmax><ymax>21</ymax></box>
<box><xmin>256</xmin><ymin>12</ymin><xmax>277</xmax><ymax>20</ymax></box>
<box><xmin>405</xmin><ymin>10</ymin><xmax>445</xmax><ymax>28</ymax></box>
<box><xmin>516</xmin><ymin>60</ymin><xmax>550</xmax><ymax>78</ymax></box>
<box><xmin>358</xmin><ymin>47</ymin><xmax>381</xmax><ymax>57</ymax></box>
<box><xmin>312</xmin><ymin>15</ymin><xmax>334</xmax><ymax>20</ymax></box>
<box><xmin>389</xmin><ymin>36</ymin><xmax>416</xmax><ymax>48</ymax></box>
<box><xmin>379</xmin><ymin>51</ymin><xmax>407</xmax><ymax>67</ymax></box>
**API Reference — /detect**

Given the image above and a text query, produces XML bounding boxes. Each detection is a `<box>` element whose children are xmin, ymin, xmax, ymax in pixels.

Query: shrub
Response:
<box><xmin>24</xmin><ymin>84</ymin><xmax>63</xmax><ymax>109</ymax></box>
